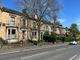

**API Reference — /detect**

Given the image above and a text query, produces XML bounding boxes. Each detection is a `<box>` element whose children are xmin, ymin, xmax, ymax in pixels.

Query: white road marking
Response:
<box><xmin>0</xmin><ymin>45</ymin><xmax>60</xmax><ymax>55</ymax></box>
<box><xmin>0</xmin><ymin>45</ymin><xmax>74</xmax><ymax>55</ymax></box>
<box><xmin>69</xmin><ymin>54</ymin><xmax>77</xmax><ymax>60</ymax></box>
<box><xmin>0</xmin><ymin>46</ymin><xmax>53</xmax><ymax>55</ymax></box>
<box><xmin>0</xmin><ymin>51</ymin><xmax>20</xmax><ymax>55</ymax></box>
<box><xmin>21</xmin><ymin>51</ymin><xmax>49</xmax><ymax>60</ymax></box>
<box><xmin>78</xmin><ymin>55</ymin><xmax>80</xmax><ymax>60</ymax></box>
<box><xmin>21</xmin><ymin>47</ymin><xmax>67</xmax><ymax>60</ymax></box>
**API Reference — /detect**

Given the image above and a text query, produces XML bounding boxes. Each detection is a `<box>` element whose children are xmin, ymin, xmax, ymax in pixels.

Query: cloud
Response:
<box><xmin>58</xmin><ymin>18</ymin><xmax>66</xmax><ymax>23</ymax></box>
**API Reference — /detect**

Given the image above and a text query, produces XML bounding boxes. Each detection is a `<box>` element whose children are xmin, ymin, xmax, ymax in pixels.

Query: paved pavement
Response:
<box><xmin>0</xmin><ymin>42</ymin><xmax>80</xmax><ymax>60</ymax></box>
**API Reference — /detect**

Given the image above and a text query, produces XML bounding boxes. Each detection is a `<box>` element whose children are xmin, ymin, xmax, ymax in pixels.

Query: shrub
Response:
<box><xmin>2</xmin><ymin>40</ymin><xmax>8</xmax><ymax>45</ymax></box>
<box><xmin>29</xmin><ymin>40</ymin><xmax>39</xmax><ymax>45</ymax></box>
<box><xmin>60</xmin><ymin>37</ymin><xmax>65</xmax><ymax>43</ymax></box>
<box><xmin>0</xmin><ymin>37</ymin><xmax>8</xmax><ymax>45</ymax></box>
<box><xmin>43</xmin><ymin>35</ymin><xmax>49</xmax><ymax>42</ymax></box>
<box><xmin>43</xmin><ymin>32</ymin><xmax>56</xmax><ymax>43</ymax></box>
<box><xmin>32</xmin><ymin>41</ymin><xmax>38</xmax><ymax>45</ymax></box>
<box><xmin>51</xmin><ymin>32</ymin><xmax>56</xmax><ymax>43</ymax></box>
<box><xmin>65</xmin><ymin>36</ymin><xmax>74</xmax><ymax>42</ymax></box>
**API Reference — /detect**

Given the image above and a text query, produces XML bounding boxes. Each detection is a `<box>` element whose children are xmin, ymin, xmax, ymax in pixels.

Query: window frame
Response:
<box><xmin>9</xmin><ymin>15</ymin><xmax>16</xmax><ymax>25</ymax></box>
<box><xmin>7</xmin><ymin>28</ymin><xmax>16</xmax><ymax>39</ymax></box>
<box><xmin>32</xmin><ymin>31</ymin><xmax>37</xmax><ymax>39</ymax></box>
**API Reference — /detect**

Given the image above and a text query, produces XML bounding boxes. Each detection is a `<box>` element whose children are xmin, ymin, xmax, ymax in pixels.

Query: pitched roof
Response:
<box><xmin>0</xmin><ymin>6</ymin><xmax>23</xmax><ymax>16</ymax></box>
<box><xmin>0</xmin><ymin>6</ymin><xmax>52</xmax><ymax>25</ymax></box>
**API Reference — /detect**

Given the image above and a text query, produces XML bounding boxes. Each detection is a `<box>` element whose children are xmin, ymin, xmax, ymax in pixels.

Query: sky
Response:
<box><xmin>59</xmin><ymin>0</ymin><xmax>80</xmax><ymax>29</ymax></box>
<box><xmin>2</xmin><ymin>0</ymin><xmax>80</xmax><ymax>29</ymax></box>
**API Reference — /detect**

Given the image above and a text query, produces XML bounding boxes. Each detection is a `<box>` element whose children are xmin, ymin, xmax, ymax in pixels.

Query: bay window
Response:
<box><xmin>7</xmin><ymin>28</ymin><xmax>16</xmax><ymax>39</ymax></box>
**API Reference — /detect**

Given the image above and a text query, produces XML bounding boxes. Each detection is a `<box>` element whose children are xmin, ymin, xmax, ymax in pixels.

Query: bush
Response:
<box><xmin>43</xmin><ymin>31</ymin><xmax>50</xmax><ymax>42</ymax></box>
<box><xmin>56</xmin><ymin>36</ymin><xmax>60</xmax><ymax>40</ymax></box>
<box><xmin>32</xmin><ymin>41</ymin><xmax>38</xmax><ymax>45</ymax></box>
<box><xmin>29</xmin><ymin>40</ymin><xmax>39</xmax><ymax>45</ymax></box>
<box><xmin>60</xmin><ymin>37</ymin><xmax>65</xmax><ymax>43</ymax></box>
<box><xmin>43</xmin><ymin>32</ymin><xmax>56</xmax><ymax>43</ymax></box>
<box><xmin>65</xmin><ymin>36</ymin><xmax>74</xmax><ymax>42</ymax></box>
<box><xmin>3</xmin><ymin>40</ymin><xmax>8</xmax><ymax>45</ymax></box>
<box><xmin>51</xmin><ymin>32</ymin><xmax>56</xmax><ymax>43</ymax></box>
<box><xmin>43</xmin><ymin>35</ymin><xmax>49</xmax><ymax>42</ymax></box>
<box><xmin>0</xmin><ymin>38</ymin><xmax>8</xmax><ymax>45</ymax></box>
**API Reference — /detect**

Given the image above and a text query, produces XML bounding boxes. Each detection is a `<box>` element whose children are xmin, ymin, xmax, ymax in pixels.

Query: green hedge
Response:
<box><xmin>65</xmin><ymin>36</ymin><xmax>74</xmax><ymax>42</ymax></box>
<box><xmin>43</xmin><ymin>35</ymin><xmax>56</xmax><ymax>43</ymax></box>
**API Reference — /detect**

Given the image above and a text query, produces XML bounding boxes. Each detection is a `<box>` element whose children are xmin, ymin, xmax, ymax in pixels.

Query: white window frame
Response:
<box><xmin>7</xmin><ymin>28</ymin><xmax>16</xmax><ymax>39</ymax></box>
<box><xmin>9</xmin><ymin>16</ymin><xmax>15</xmax><ymax>25</ymax></box>
<box><xmin>32</xmin><ymin>31</ymin><xmax>38</xmax><ymax>40</ymax></box>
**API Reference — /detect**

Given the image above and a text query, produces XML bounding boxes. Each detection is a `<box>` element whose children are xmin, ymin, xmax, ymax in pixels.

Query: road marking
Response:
<box><xmin>69</xmin><ymin>54</ymin><xmax>77</xmax><ymax>60</ymax></box>
<box><xmin>0</xmin><ymin>45</ymin><xmax>74</xmax><ymax>55</ymax></box>
<box><xmin>21</xmin><ymin>51</ymin><xmax>49</xmax><ymax>60</ymax></box>
<box><xmin>0</xmin><ymin>51</ymin><xmax>20</xmax><ymax>55</ymax></box>
<box><xmin>0</xmin><ymin>46</ymin><xmax>54</xmax><ymax>55</ymax></box>
<box><xmin>0</xmin><ymin>45</ymin><xmax>61</xmax><ymax>55</ymax></box>
<box><xmin>78</xmin><ymin>55</ymin><xmax>80</xmax><ymax>60</ymax></box>
<box><xmin>21</xmin><ymin>47</ymin><xmax>67</xmax><ymax>60</ymax></box>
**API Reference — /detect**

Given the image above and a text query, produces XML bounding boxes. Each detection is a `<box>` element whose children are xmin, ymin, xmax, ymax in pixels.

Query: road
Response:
<box><xmin>0</xmin><ymin>45</ymin><xmax>80</xmax><ymax>60</ymax></box>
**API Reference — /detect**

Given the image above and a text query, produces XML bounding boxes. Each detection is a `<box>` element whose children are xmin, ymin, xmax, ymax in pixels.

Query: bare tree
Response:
<box><xmin>15</xmin><ymin>0</ymin><xmax>62</xmax><ymax>41</ymax></box>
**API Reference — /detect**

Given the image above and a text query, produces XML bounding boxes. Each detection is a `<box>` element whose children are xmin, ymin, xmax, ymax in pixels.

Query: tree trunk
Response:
<box><xmin>53</xmin><ymin>16</ymin><xmax>57</xmax><ymax>41</ymax></box>
<box><xmin>38</xmin><ymin>20</ymin><xmax>41</xmax><ymax>41</ymax></box>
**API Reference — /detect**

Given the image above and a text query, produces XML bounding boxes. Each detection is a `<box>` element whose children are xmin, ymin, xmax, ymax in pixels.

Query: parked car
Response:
<box><xmin>69</xmin><ymin>41</ymin><xmax>78</xmax><ymax>45</ymax></box>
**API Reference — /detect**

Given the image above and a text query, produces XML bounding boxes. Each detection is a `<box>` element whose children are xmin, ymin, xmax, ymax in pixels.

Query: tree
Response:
<box><xmin>56</xmin><ymin>20</ymin><xmax>61</xmax><ymax>26</ymax></box>
<box><xmin>0</xmin><ymin>0</ymin><xmax>2</xmax><ymax>6</ymax></box>
<box><xmin>70</xmin><ymin>23</ymin><xmax>79</xmax><ymax>40</ymax></box>
<box><xmin>15</xmin><ymin>0</ymin><xmax>62</xmax><ymax>41</ymax></box>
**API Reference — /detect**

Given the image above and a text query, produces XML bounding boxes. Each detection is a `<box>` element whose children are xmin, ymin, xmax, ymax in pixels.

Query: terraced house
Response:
<box><xmin>0</xmin><ymin>6</ymin><xmax>69</xmax><ymax>44</ymax></box>
<box><xmin>0</xmin><ymin>7</ymin><xmax>22</xmax><ymax>43</ymax></box>
<box><xmin>0</xmin><ymin>7</ymin><xmax>53</xmax><ymax>43</ymax></box>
